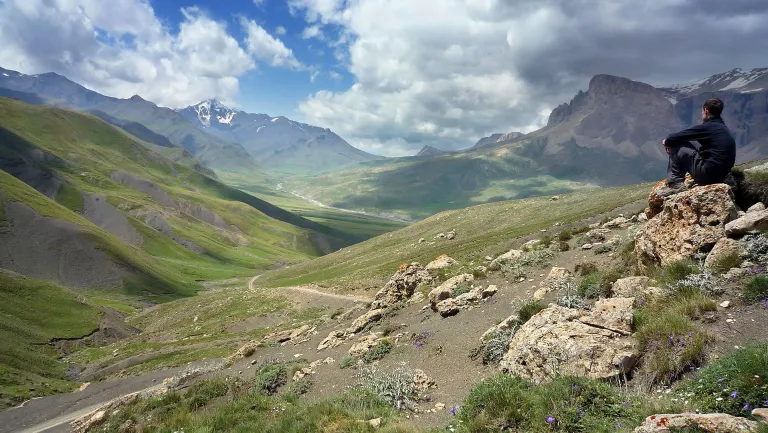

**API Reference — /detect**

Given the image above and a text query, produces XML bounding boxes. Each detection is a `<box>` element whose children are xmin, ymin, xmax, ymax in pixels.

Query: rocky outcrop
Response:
<box><xmin>602</xmin><ymin>216</ymin><xmax>631</xmax><ymax>229</ymax></box>
<box><xmin>371</xmin><ymin>263</ymin><xmax>432</xmax><ymax>309</ymax></box>
<box><xmin>434</xmin><ymin>285</ymin><xmax>497</xmax><ymax>317</ymax></box>
<box><xmin>481</xmin><ymin>314</ymin><xmax>521</xmax><ymax>343</ymax></box>
<box><xmin>428</xmin><ymin>274</ymin><xmax>474</xmax><ymax>306</ymax></box>
<box><xmin>349</xmin><ymin>334</ymin><xmax>391</xmax><ymax>358</ymax></box>
<box><xmin>318</xmin><ymin>330</ymin><xmax>346</xmax><ymax>351</ymax></box>
<box><xmin>635</xmin><ymin>184</ymin><xmax>738</xmax><ymax>271</ymax></box>
<box><xmin>611</xmin><ymin>277</ymin><xmax>663</xmax><ymax>299</ymax></box>
<box><xmin>533</xmin><ymin>267</ymin><xmax>571</xmax><ymax>300</ymax></box>
<box><xmin>425</xmin><ymin>254</ymin><xmax>457</xmax><ymax>270</ymax></box>
<box><xmin>489</xmin><ymin>249</ymin><xmax>523</xmax><ymax>271</ymax></box>
<box><xmin>633</xmin><ymin>413</ymin><xmax>758</xmax><ymax>433</ymax></box>
<box><xmin>500</xmin><ymin>302</ymin><xmax>637</xmax><ymax>380</ymax></box>
<box><xmin>725</xmin><ymin>209</ymin><xmax>768</xmax><ymax>236</ymax></box>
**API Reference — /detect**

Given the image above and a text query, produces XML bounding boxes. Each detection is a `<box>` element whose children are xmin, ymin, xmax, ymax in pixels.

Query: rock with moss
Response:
<box><xmin>633</xmin><ymin>413</ymin><xmax>758</xmax><ymax>433</ymax></box>
<box><xmin>346</xmin><ymin>309</ymin><xmax>386</xmax><ymax>334</ymax></box>
<box><xmin>704</xmin><ymin>237</ymin><xmax>743</xmax><ymax>270</ymax></box>
<box><xmin>425</xmin><ymin>254</ymin><xmax>457</xmax><ymax>270</ymax></box>
<box><xmin>371</xmin><ymin>263</ymin><xmax>432</xmax><ymax>309</ymax></box>
<box><xmin>318</xmin><ymin>330</ymin><xmax>346</xmax><ymax>351</ymax></box>
<box><xmin>428</xmin><ymin>273</ymin><xmax>473</xmax><ymax>307</ymax></box>
<box><xmin>489</xmin><ymin>249</ymin><xmax>523</xmax><ymax>271</ymax></box>
<box><xmin>533</xmin><ymin>267</ymin><xmax>571</xmax><ymax>300</ymax></box>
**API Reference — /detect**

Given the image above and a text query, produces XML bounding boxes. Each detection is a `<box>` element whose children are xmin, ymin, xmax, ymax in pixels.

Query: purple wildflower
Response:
<box><xmin>546</xmin><ymin>416</ymin><xmax>555</xmax><ymax>424</ymax></box>
<box><xmin>449</xmin><ymin>406</ymin><xmax>460</xmax><ymax>416</ymax></box>
<box><xmin>743</xmin><ymin>402</ymin><xmax>752</xmax><ymax>411</ymax></box>
<box><xmin>730</xmin><ymin>391</ymin><xmax>739</xmax><ymax>399</ymax></box>
<box><xmin>414</xmin><ymin>341</ymin><xmax>424</xmax><ymax>349</ymax></box>
<box><xmin>718</xmin><ymin>378</ymin><xmax>726</xmax><ymax>382</ymax></box>
<box><xmin>572</xmin><ymin>384</ymin><xmax>579</xmax><ymax>390</ymax></box>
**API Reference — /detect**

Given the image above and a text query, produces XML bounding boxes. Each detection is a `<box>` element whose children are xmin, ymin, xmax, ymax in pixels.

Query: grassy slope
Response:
<box><xmin>0</xmin><ymin>98</ymin><xmax>353</xmax><ymax>287</ymax></box>
<box><xmin>0</xmin><ymin>274</ymin><xmax>101</xmax><ymax>409</ymax></box>
<box><xmin>258</xmin><ymin>183</ymin><xmax>650</xmax><ymax>290</ymax></box>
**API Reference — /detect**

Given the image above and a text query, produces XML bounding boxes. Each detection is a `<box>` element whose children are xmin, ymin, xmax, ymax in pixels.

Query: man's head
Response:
<box><xmin>702</xmin><ymin>98</ymin><xmax>724</xmax><ymax>120</ymax></box>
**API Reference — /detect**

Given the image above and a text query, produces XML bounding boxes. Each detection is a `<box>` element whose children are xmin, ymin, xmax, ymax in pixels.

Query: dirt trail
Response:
<box><xmin>248</xmin><ymin>274</ymin><xmax>373</xmax><ymax>303</ymax></box>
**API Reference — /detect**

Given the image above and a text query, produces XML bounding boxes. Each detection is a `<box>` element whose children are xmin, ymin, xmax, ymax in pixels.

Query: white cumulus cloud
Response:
<box><xmin>0</xmin><ymin>0</ymin><xmax>300</xmax><ymax>108</ymax></box>
<box><xmin>290</xmin><ymin>0</ymin><xmax>768</xmax><ymax>156</ymax></box>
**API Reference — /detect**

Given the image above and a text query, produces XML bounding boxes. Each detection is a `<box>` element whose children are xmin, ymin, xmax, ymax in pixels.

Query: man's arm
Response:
<box><xmin>665</xmin><ymin>123</ymin><xmax>710</xmax><ymax>144</ymax></box>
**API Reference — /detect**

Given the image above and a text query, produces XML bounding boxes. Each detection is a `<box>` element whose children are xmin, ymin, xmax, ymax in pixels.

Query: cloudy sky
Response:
<box><xmin>1</xmin><ymin>0</ymin><xmax>767</xmax><ymax>156</ymax></box>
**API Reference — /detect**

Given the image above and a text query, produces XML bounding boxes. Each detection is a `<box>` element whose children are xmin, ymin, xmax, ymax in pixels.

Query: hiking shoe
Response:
<box><xmin>656</xmin><ymin>182</ymin><xmax>687</xmax><ymax>198</ymax></box>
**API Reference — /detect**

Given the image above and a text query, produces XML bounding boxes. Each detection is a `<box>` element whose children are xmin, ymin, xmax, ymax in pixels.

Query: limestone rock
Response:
<box><xmin>725</xmin><ymin>209</ymin><xmax>768</xmax><ymax>236</ymax></box>
<box><xmin>347</xmin><ymin>309</ymin><xmax>385</xmax><ymax>334</ymax></box>
<box><xmin>435</xmin><ymin>298</ymin><xmax>461</xmax><ymax>317</ymax></box>
<box><xmin>589</xmin><ymin>222</ymin><xmax>601</xmax><ymax>229</ymax></box>
<box><xmin>481</xmin><ymin>314</ymin><xmax>521</xmax><ymax>343</ymax></box>
<box><xmin>426</xmin><ymin>254</ymin><xmax>457</xmax><ymax>270</ymax></box>
<box><xmin>534</xmin><ymin>267</ymin><xmax>571</xmax><ymax>299</ymax></box>
<box><xmin>579</xmin><ymin>297</ymin><xmax>635</xmax><ymax>336</ymax></box>
<box><xmin>704</xmin><ymin>237</ymin><xmax>742</xmax><ymax>270</ymax></box>
<box><xmin>635</xmin><ymin>184</ymin><xmax>738</xmax><ymax>271</ymax></box>
<box><xmin>489</xmin><ymin>249</ymin><xmax>523</xmax><ymax>271</ymax></box>
<box><xmin>349</xmin><ymin>334</ymin><xmax>386</xmax><ymax>357</ymax></box>
<box><xmin>753</xmin><ymin>408</ymin><xmax>768</xmax><ymax>422</ymax></box>
<box><xmin>318</xmin><ymin>330</ymin><xmax>346</xmax><ymax>351</ymax></box>
<box><xmin>407</xmin><ymin>291</ymin><xmax>425</xmax><ymax>304</ymax></box>
<box><xmin>748</xmin><ymin>202</ymin><xmax>766</xmax><ymax>213</ymax></box>
<box><xmin>482</xmin><ymin>285</ymin><xmax>498</xmax><ymax>298</ymax></box>
<box><xmin>293</xmin><ymin>367</ymin><xmax>313</xmax><ymax>381</ymax></box>
<box><xmin>500</xmin><ymin>304</ymin><xmax>638</xmax><ymax>380</ymax></box>
<box><xmin>603</xmin><ymin>216</ymin><xmax>631</xmax><ymax>229</ymax></box>
<box><xmin>522</xmin><ymin>239</ymin><xmax>542</xmax><ymax>251</ymax></box>
<box><xmin>584</xmin><ymin>228</ymin><xmax>611</xmax><ymax>242</ymax></box>
<box><xmin>428</xmin><ymin>274</ymin><xmax>473</xmax><ymax>306</ymax></box>
<box><xmin>645</xmin><ymin>180</ymin><xmax>668</xmax><ymax>219</ymax></box>
<box><xmin>368</xmin><ymin>418</ymin><xmax>382</xmax><ymax>429</ymax></box>
<box><xmin>633</xmin><ymin>413</ymin><xmax>758</xmax><ymax>433</ymax></box>
<box><xmin>638</xmin><ymin>213</ymin><xmax>648</xmax><ymax>223</ymax></box>
<box><xmin>612</xmin><ymin>277</ymin><xmax>650</xmax><ymax>298</ymax></box>
<box><xmin>371</xmin><ymin>263</ymin><xmax>432</xmax><ymax>309</ymax></box>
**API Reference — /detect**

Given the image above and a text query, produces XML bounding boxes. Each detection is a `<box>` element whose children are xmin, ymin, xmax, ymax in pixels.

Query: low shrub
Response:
<box><xmin>578</xmin><ymin>272</ymin><xmax>602</xmax><ymax>299</ymax></box>
<box><xmin>453</xmin><ymin>283</ymin><xmax>473</xmax><ymax>298</ymax></box>
<box><xmin>285</xmin><ymin>379</ymin><xmax>312</xmax><ymax>400</ymax></box>
<box><xmin>675</xmin><ymin>272</ymin><xmax>724</xmax><ymax>297</ymax></box>
<box><xmin>676</xmin><ymin>344</ymin><xmax>768</xmax><ymax>417</ymax></box>
<box><xmin>456</xmin><ymin>374</ymin><xmax>670</xmax><ymax>433</ymax></box>
<box><xmin>340</xmin><ymin>356</ymin><xmax>357</xmax><ymax>369</ymax></box>
<box><xmin>256</xmin><ymin>364</ymin><xmax>288</xmax><ymax>395</ymax></box>
<box><xmin>473</xmin><ymin>267</ymin><xmax>488</xmax><ymax>279</ymax></box>
<box><xmin>557</xmin><ymin>231</ymin><xmax>573</xmax><ymax>242</ymax></box>
<box><xmin>656</xmin><ymin>260</ymin><xmax>699</xmax><ymax>288</ymax></box>
<box><xmin>742</xmin><ymin>234</ymin><xmax>768</xmax><ymax>264</ymax></box>
<box><xmin>539</xmin><ymin>235</ymin><xmax>553</xmax><ymax>248</ymax></box>
<box><xmin>575</xmin><ymin>262</ymin><xmax>599</xmax><ymax>277</ymax></box>
<box><xmin>362</xmin><ymin>339</ymin><xmax>394</xmax><ymax>364</ymax></box>
<box><xmin>356</xmin><ymin>364</ymin><xmax>427</xmax><ymax>410</ymax></box>
<box><xmin>185</xmin><ymin>378</ymin><xmax>230</xmax><ymax>410</ymax></box>
<box><xmin>480</xmin><ymin>328</ymin><xmax>517</xmax><ymax>365</ymax></box>
<box><xmin>518</xmin><ymin>300</ymin><xmax>545</xmax><ymax>323</ymax></box>
<box><xmin>708</xmin><ymin>250</ymin><xmax>743</xmax><ymax>274</ymax></box>
<box><xmin>744</xmin><ymin>275</ymin><xmax>768</xmax><ymax>305</ymax></box>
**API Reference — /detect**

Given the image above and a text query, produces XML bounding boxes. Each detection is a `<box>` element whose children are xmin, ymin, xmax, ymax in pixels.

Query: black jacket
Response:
<box><xmin>665</xmin><ymin>116</ymin><xmax>736</xmax><ymax>179</ymax></box>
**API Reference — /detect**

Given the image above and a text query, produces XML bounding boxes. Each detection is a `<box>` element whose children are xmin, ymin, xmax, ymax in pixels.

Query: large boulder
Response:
<box><xmin>635</xmin><ymin>184</ymin><xmax>738</xmax><ymax>271</ymax></box>
<box><xmin>633</xmin><ymin>413</ymin><xmax>758</xmax><ymax>433</ymax></box>
<box><xmin>579</xmin><ymin>298</ymin><xmax>634</xmax><ymax>336</ymax></box>
<box><xmin>317</xmin><ymin>330</ymin><xmax>346</xmax><ymax>351</ymax></box>
<box><xmin>428</xmin><ymin>274</ymin><xmax>473</xmax><ymax>306</ymax></box>
<box><xmin>489</xmin><ymin>249</ymin><xmax>523</xmax><ymax>271</ymax></box>
<box><xmin>480</xmin><ymin>314</ymin><xmax>521</xmax><ymax>343</ymax></box>
<box><xmin>533</xmin><ymin>267</ymin><xmax>571</xmax><ymax>300</ymax></box>
<box><xmin>371</xmin><ymin>263</ymin><xmax>432</xmax><ymax>309</ymax></box>
<box><xmin>725</xmin><ymin>209</ymin><xmax>768</xmax><ymax>236</ymax></box>
<box><xmin>500</xmin><ymin>303</ymin><xmax>637</xmax><ymax>380</ymax></box>
<box><xmin>611</xmin><ymin>277</ymin><xmax>664</xmax><ymax>299</ymax></box>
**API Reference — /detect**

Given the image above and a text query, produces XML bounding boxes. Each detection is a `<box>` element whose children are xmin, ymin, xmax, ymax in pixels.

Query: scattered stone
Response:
<box><xmin>446</xmin><ymin>230</ymin><xmax>457</xmax><ymax>240</ymax></box>
<box><xmin>719</xmin><ymin>300</ymin><xmax>731</xmax><ymax>308</ymax></box>
<box><xmin>724</xmin><ymin>267</ymin><xmax>750</xmax><ymax>280</ymax></box>
<box><xmin>612</xmin><ymin>277</ymin><xmax>659</xmax><ymax>298</ymax></box>
<box><xmin>435</xmin><ymin>403</ymin><xmax>446</xmax><ymax>411</ymax></box>
<box><xmin>426</xmin><ymin>254</ymin><xmax>458</xmax><ymax>270</ymax></box>
<box><xmin>484</xmin><ymin>256</ymin><xmax>494</xmax><ymax>262</ymax></box>
<box><xmin>589</xmin><ymin>222</ymin><xmax>601</xmax><ymax>229</ymax></box>
<box><xmin>500</xmin><ymin>303</ymin><xmax>638</xmax><ymax>381</ymax></box>
<box><xmin>582</xmin><ymin>243</ymin><xmax>594</xmax><ymax>250</ymax></box>
<box><xmin>428</xmin><ymin>274</ymin><xmax>474</xmax><ymax>306</ymax></box>
<box><xmin>418</xmin><ymin>238</ymin><xmax>426</xmax><ymax>243</ymax></box>
<box><xmin>435</xmin><ymin>298</ymin><xmax>461</xmax><ymax>317</ymax></box>
<box><xmin>637</xmin><ymin>213</ymin><xmax>648</xmax><ymax>223</ymax></box>
<box><xmin>347</xmin><ymin>309</ymin><xmax>386</xmax><ymax>334</ymax></box>
<box><xmin>725</xmin><ymin>209</ymin><xmax>768</xmax><ymax>236</ymax></box>
<box><xmin>726</xmin><ymin>318</ymin><xmax>735</xmax><ymax>324</ymax></box>
<box><xmin>633</xmin><ymin>413</ymin><xmax>758</xmax><ymax>433</ymax></box>
<box><xmin>293</xmin><ymin>367</ymin><xmax>313</xmax><ymax>381</ymax></box>
<box><xmin>368</xmin><ymin>418</ymin><xmax>382</xmax><ymax>429</ymax></box>
<box><xmin>349</xmin><ymin>334</ymin><xmax>387</xmax><ymax>357</ymax></box>
<box><xmin>407</xmin><ymin>291</ymin><xmax>426</xmax><ymax>304</ymax></box>
<box><xmin>482</xmin><ymin>285</ymin><xmax>498</xmax><ymax>298</ymax></box>
<box><xmin>551</xmin><ymin>196</ymin><xmax>560</xmax><ymax>201</ymax></box>
<box><xmin>371</xmin><ymin>263</ymin><xmax>432</xmax><ymax>309</ymax></box>
<box><xmin>635</xmin><ymin>184</ymin><xmax>738</xmax><ymax>271</ymax></box>
<box><xmin>489</xmin><ymin>249</ymin><xmax>524</xmax><ymax>271</ymax></box>
<box><xmin>318</xmin><ymin>330</ymin><xmax>346</xmax><ymax>351</ymax></box>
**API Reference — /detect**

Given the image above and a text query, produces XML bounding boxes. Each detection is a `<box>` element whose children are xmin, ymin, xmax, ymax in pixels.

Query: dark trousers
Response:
<box><xmin>667</xmin><ymin>142</ymin><xmax>718</xmax><ymax>185</ymax></box>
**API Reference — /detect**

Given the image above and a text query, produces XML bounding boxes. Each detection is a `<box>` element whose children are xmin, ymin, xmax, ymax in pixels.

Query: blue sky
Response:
<box><xmin>150</xmin><ymin>0</ymin><xmax>351</xmax><ymax>118</ymax></box>
<box><xmin>1</xmin><ymin>0</ymin><xmax>767</xmax><ymax>156</ymax></box>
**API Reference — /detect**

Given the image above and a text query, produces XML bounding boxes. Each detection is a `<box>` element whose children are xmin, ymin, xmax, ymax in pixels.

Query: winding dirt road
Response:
<box><xmin>248</xmin><ymin>274</ymin><xmax>372</xmax><ymax>303</ymax></box>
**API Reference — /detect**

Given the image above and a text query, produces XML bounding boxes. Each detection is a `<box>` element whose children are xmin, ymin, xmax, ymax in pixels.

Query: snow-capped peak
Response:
<box><xmin>661</xmin><ymin>67</ymin><xmax>768</xmax><ymax>96</ymax></box>
<box><xmin>191</xmin><ymin>98</ymin><xmax>238</xmax><ymax>128</ymax></box>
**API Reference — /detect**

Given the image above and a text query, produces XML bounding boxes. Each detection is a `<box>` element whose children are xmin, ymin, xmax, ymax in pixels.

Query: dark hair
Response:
<box><xmin>703</xmin><ymin>98</ymin><xmax>724</xmax><ymax>116</ymax></box>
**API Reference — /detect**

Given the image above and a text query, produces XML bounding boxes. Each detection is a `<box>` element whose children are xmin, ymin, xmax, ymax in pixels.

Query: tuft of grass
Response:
<box><xmin>54</xmin><ymin>182</ymin><xmax>84</xmax><ymax>212</ymax></box>
<box><xmin>743</xmin><ymin>276</ymin><xmax>768</xmax><ymax>305</ymax></box>
<box><xmin>453</xmin><ymin>283</ymin><xmax>473</xmax><ymax>298</ymax></box>
<box><xmin>518</xmin><ymin>300</ymin><xmax>545</xmax><ymax>324</ymax></box>
<box><xmin>677</xmin><ymin>344</ymin><xmax>768</xmax><ymax>417</ymax></box>
<box><xmin>355</xmin><ymin>364</ymin><xmax>428</xmax><ymax>411</ymax></box>
<box><xmin>633</xmin><ymin>289</ymin><xmax>715</xmax><ymax>386</ymax></box>
<box><xmin>654</xmin><ymin>260</ymin><xmax>699</xmax><ymax>288</ymax></box>
<box><xmin>285</xmin><ymin>379</ymin><xmax>312</xmax><ymax>400</ymax></box>
<box><xmin>362</xmin><ymin>339</ymin><xmax>394</xmax><ymax>364</ymax></box>
<box><xmin>556</xmin><ymin>231</ymin><xmax>573</xmax><ymax>242</ymax></box>
<box><xmin>456</xmin><ymin>374</ymin><xmax>675</xmax><ymax>433</ymax></box>
<box><xmin>185</xmin><ymin>378</ymin><xmax>230</xmax><ymax>410</ymax></box>
<box><xmin>709</xmin><ymin>250</ymin><xmax>742</xmax><ymax>274</ymax></box>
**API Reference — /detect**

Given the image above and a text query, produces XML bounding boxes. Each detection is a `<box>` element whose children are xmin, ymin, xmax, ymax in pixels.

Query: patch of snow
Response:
<box><xmin>743</xmin><ymin>88</ymin><xmax>764</xmax><ymax>93</ymax></box>
<box><xmin>721</xmin><ymin>69</ymin><xmax>765</xmax><ymax>91</ymax></box>
<box><xmin>195</xmin><ymin>101</ymin><xmax>212</xmax><ymax>127</ymax></box>
<box><xmin>216</xmin><ymin>111</ymin><xmax>236</xmax><ymax>125</ymax></box>
<box><xmin>289</xmin><ymin>120</ymin><xmax>308</xmax><ymax>134</ymax></box>
<box><xmin>666</xmin><ymin>96</ymin><xmax>678</xmax><ymax>105</ymax></box>
<box><xmin>271</xmin><ymin>117</ymin><xmax>280</xmax><ymax>122</ymax></box>
<box><xmin>256</xmin><ymin>126</ymin><xmax>265</xmax><ymax>133</ymax></box>
<box><xmin>667</xmin><ymin>77</ymin><xmax>706</xmax><ymax>93</ymax></box>
<box><xmin>1</xmin><ymin>73</ymin><xmax>8</xmax><ymax>77</ymax></box>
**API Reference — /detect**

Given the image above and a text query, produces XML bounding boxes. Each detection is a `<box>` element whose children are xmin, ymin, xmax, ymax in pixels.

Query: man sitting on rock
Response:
<box><xmin>658</xmin><ymin>98</ymin><xmax>736</xmax><ymax>196</ymax></box>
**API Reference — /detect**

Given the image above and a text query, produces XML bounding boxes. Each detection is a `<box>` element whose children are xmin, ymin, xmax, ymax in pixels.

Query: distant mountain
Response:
<box><xmin>416</xmin><ymin>145</ymin><xmax>450</xmax><ymax>157</ymax></box>
<box><xmin>177</xmin><ymin>99</ymin><xmax>380</xmax><ymax>174</ymax></box>
<box><xmin>471</xmin><ymin>132</ymin><xmax>524</xmax><ymax>150</ymax></box>
<box><xmin>0</xmin><ymin>67</ymin><xmax>257</xmax><ymax>173</ymax></box>
<box><xmin>285</xmin><ymin>67</ymin><xmax>768</xmax><ymax>218</ymax></box>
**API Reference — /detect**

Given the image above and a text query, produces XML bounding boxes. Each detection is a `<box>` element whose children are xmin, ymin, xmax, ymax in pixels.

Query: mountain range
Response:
<box><xmin>0</xmin><ymin>67</ymin><xmax>379</xmax><ymax>176</ymax></box>
<box><xmin>284</xmin><ymin>67</ymin><xmax>768</xmax><ymax>219</ymax></box>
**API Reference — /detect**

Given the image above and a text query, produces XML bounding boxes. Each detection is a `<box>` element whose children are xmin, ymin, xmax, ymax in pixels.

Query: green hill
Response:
<box><xmin>0</xmin><ymin>98</ymin><xmax>356</xmax><ymax>299</ymax></box>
